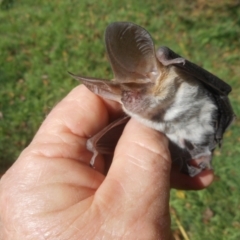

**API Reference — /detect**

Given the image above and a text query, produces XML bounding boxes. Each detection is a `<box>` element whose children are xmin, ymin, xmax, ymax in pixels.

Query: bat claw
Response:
<box><xmin>89</xmin><ymin>163</ymin><xmax>96</xmax><ymax>169</ymax></box>
<box><xmin>89</xmin><ymin>150</ymin><xmax>98</xmax><ymax>168</ymax></box>
<box><xmin>187</xmin><ymin>165</ymin><xmax>203</xmax><ymax>177</ymax></box>
<box><xmin>198</xmin><ymin>161</ymin><xmax>213</xmax><ymax>170</ymax></box>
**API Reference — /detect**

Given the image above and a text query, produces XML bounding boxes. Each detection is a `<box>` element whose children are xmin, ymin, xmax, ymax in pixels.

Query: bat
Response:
<box><xmin>69</xmin><ymin>22</ymin><xmax>235</xmax><ymax>177</ymax></box>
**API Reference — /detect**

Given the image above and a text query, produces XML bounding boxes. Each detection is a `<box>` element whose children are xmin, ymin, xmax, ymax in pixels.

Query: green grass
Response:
<box><xmin>0</xmin><ymin>0</ymin><xmax>240</xmax><ymax>239</ymax></box>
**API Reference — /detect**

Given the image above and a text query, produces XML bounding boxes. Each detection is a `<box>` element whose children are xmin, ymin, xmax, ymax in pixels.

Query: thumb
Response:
<box><xmin>96</xmin><ymin>118</ymin><xmax>172</xmax><ymax>238</ymax></box>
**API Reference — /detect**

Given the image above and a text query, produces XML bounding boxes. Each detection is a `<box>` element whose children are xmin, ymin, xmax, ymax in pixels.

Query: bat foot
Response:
<box><xmin>187</xmin><ymin>165</ymin><xmax>203</xmax><ymax>177</ymax></box>
<box><xmin>198</xmin><ymin>161</ymin><xmax>213</xmax><ymax>170</ymax></box>
<box><xmin>187</xmin><ymin>155</ymin><xmax>213</xmax><ymax>177</ymax></box>
<box><xmin>194</xmin><ymin>155</ymin><xmax>213</xmax><ymax>170</ymax></box>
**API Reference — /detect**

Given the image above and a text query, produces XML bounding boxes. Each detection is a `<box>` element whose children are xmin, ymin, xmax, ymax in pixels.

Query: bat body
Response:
<box><xmin>70</xmin><ymin>22</ymin><xmax>235</xmax><ymax>176</ymax></box>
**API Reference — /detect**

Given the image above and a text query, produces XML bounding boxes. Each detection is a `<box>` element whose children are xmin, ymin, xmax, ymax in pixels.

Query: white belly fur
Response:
<box><xmin>123</xmin><ymin>81</ymin><xmax>217</xmax><ymax>150</ymax></box>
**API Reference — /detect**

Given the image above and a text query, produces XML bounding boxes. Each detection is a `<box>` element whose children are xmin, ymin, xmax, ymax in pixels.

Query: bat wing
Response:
<box><xmin>105</xmin><ymin>22</ymin><xmax>160</xmax><ymax>84</ymax></box>
<box><xmin>156</xmin><ymin>46</ymin><xmax>232</xmax><ymax>95</ymax></box>
<box><xmin>156</xmin><ymin>46</ymin><xmax>236</xmax><ymax>136</ymax></box>
<box><xmin>87</xmin><ymin>116</ymin><xmax>130</xmax><ymax>170</ymax></box>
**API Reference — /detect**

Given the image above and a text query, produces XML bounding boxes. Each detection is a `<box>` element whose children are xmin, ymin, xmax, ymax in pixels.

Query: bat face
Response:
<box><xmin>69</xmin><ymin>22</ymin><xmax>235</xmax><ymax>177</ymax></box>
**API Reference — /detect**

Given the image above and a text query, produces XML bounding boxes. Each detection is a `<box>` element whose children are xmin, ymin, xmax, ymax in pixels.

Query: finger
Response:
<box><xmin>0</xmin><ymin>85</ymin><xmax>123</xmax><ymax>220</ymax></box>
<box><xmin>2</xmin><ymin>85</ymin><xmax>122</xmax><ymax>197</ymax></box>
<box><xmin>96</xmin><ymin>119</ymin><xmax>172</xmax><ymax>238</ymax></box>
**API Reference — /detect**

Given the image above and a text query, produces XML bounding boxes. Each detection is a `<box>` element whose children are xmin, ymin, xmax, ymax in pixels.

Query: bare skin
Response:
<box><xmin>0</xmin><ymin>85</ymin><xmax>214</xmax><ymax>240</ymax></box>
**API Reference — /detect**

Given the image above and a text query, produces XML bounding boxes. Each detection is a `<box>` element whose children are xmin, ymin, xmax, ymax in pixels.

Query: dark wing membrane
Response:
<box><xmin>105</xmin><ymin>22</ymin><xmax>160</xmax><ymax>83</ymax></box>
<box><xmin>157</xmin><ymin>46</ymin><xmax>232</xmax><ymax>95</ymax></box>
<box><xmin>215</xmin><ymin>95</ymin><xmax>235</xmax><ymax>141</ymax></box>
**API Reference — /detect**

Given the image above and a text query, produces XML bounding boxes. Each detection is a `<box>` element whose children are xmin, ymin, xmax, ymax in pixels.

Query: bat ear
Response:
<box><xmin>68</xmin><ymin>72</ymin><xmax>122</xmax><ymax>103</ymax></box>
<box><xmin>105</xmin><ymin>22</ymin><xmax>160</xmax><ymax>83</ymax></box>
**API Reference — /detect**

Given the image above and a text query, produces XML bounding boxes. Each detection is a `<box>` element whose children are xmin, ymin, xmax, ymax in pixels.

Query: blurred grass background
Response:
<box><xmin>0</xmin><ymin>0</ymin><xmax>239</xmax><ymax>239</ymax></box>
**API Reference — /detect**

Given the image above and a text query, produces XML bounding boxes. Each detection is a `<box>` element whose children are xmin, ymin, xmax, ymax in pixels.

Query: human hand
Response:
<box><xmin>0</xmin><ymin>85</ymin><xmax>214</xmax><ymax>239</ymax></box>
